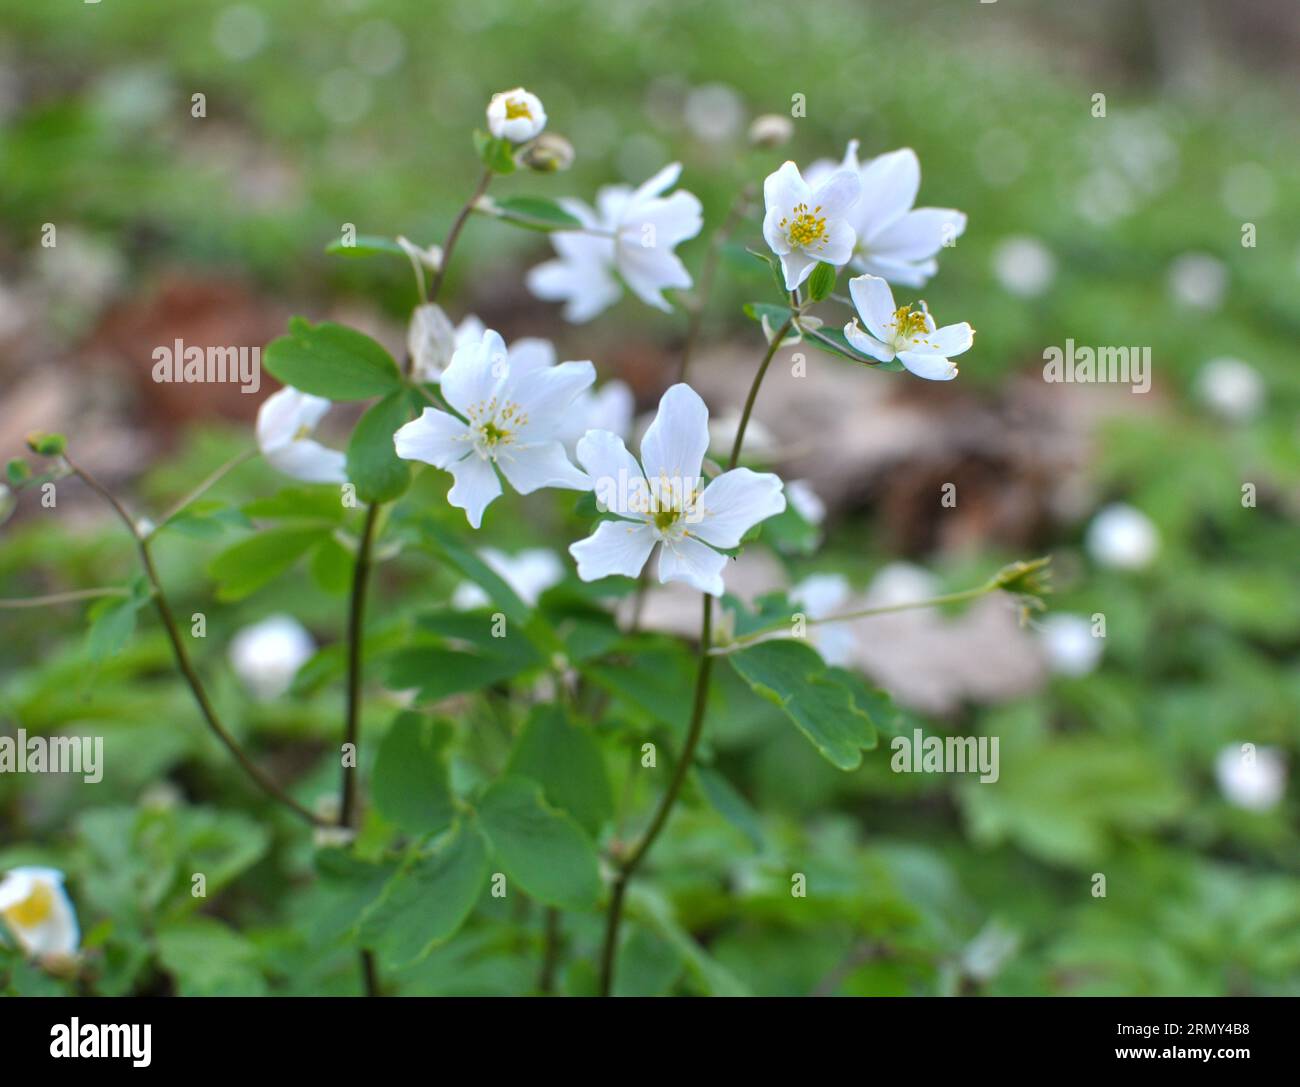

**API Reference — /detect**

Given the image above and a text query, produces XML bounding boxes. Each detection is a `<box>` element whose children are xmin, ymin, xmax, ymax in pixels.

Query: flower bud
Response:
<box><xmin>748</xmin><ymin>113</ymin><xmax>794</xmax><ymax>148</ymax></box>
<box><xmin>486</xmin><ymin>87</ymin><xmax>546</xmax><ymax>143</ymax></box>
<box><xmin>519</xmin><ymin>132</ymin><xmax>575</xmax><ymax>173</ymax></box>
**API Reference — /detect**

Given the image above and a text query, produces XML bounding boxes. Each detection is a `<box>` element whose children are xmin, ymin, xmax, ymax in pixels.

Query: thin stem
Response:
<box><xmin>148</xmin><ymin>448</ymin><xmax>256</xmax><ymax>536</ymax></box>
<box><xmin>0</xmin><ymin>587</ymin><xmax>132</xmax><ymax>610</ymax></box>
<box><xmin>728</xmin><ymin>315</ymin><xmax>793</xmax><ymax>470</ymax></box>
<box><xmin>678</xmin><ymin>184</ymin><xmax>755</xmax><ymax>383</ymax></box>
<box><xmin>599</xmin><ymin>596</ymin><xmax>714</xmax><ymax>996</ymax></box>
<box><xmin>538</xmin><ymin>907</ymin><xmax>562</xmax><ymax>995</ymax></box>
<box><xmin>64</xmin><ymin>455</ymin><xmax>327</xmax><ymax>827</ymax></box>
<box><xmin>709</xmin><ymin>583</ymin><xmax>1004</xmax><ymax>657</ymax></box>
<box><xmin>427</xmin><ymin>168</ymin><xmax>493</xmax><ymax>304</ymax></box>
<box><xmin>340</xmin><ymin>502</ymin><xmax>381</xmax><ymax>829</ymax></box>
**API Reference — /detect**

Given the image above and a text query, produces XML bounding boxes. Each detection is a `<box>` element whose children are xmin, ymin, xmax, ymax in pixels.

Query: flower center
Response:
<box><xmin>467</xmin><ymin>398</ymin><xmax>527</xmax><ymax>460</ymax></box>
<box><xmin>505</xmin><ymin>98</ymin><xmax>532</xmax><ymax>120</ymax></box>
<box><xmin>293</xmin><ymin>423</ymin><xmax>313</xmax><ymax>441</ymax></box>
<box><xmin>4</xmin><ymin>882</ymin><xmax>54</xmax><ymax>928</ymax></box>
<box><xmin>780</xmin><ymin>203</ymin><xmax>827</xmax><ymax>250</ymax></box>
<box><xmin>892</xmin><ymin>305</ymin><xmax>929</xmax><ymax>344</ymax></box>
<box><xmin>653</xmin><ymin>508</ymin><xmax>680</xmax><ymax>533</ymax></box>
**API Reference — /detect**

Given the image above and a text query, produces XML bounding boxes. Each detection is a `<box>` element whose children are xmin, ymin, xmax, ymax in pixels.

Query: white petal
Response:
<box><xmin>763</xmin><ymin>160</ymin><xmax>811</xmax><ymax>217</ymax></box>
<box><xmin>818</xmin><ymin>219</ymin><xmax>857</xmax><ymax>267</ymax></box>
<box><xmin>762</xmin><ymin>207</ymin><xmax>793</xmax><ymax>256</ymax></box>
<box><xmin>898</xmin><ymin>350</ymin><xmax>959</xmax><ymax>381</ymax></box>
<box><xmin>569</xmin><ymin>520</ymin><xmax>657</xmax><ymax>582</ymax></box>
<box><xmin>779</xmin><ymin>249</ymin><xmax>818</xmax><ymax>291</ymax></box>
<box><xmin>446</xmin><ymin>455</ymin><xmax>502</xmax><ymax>528</ymax></box>
<box><xmin>497</xmin><ymin>440</ymin><xmax>589</xmax><ymax>494</ymax></box>
<box><xmin>440</xmin><ymin>330</ymin><xmax>510</xmax><ymax>418</ymax></box>
<box><xmin>511</xmin><ymin>360</ymin><xmax>596</xmax><ymax>440</ymax></box>
<box><xmin>640</xmin><ymin>383</ymin><xmax>710</xmax><ymax>485</ymax></box>
<box><xmin>857</xmin><ymin>148</ymin><xmax>921</xmax><ymax>236</ymax></box>
<box><xmin>618</xmin><ymin>244</ymin><xmax>692</xmax><ymax>312</ymax></box>
<box><xmin>627</xmin><ymin>189</ymin><xmax>704</xmax><ymax>247</ymax></box>
<box><xmin>630</xmin><ymin>161</ymin><xmax>683</xmax><ymax>204</ymax></box>
<box><xmin>692</xmin><ymin>468</ymin><xmax>787</xmax><ymax>549</ymax></box>
<box><xmin>847</xmin><ymin>274</ymin><xmax>896</xmax><ymax>341</ymax></box>
<box><xmin>658</xmin><ymin>535</ymin><xmax>728</xmax><ymax>596</ymax></box>
<box><xmin>811</xmin><ymin>168</ymin><xmax>861</xmax><ymax>220</ymax></box>
<box><xmin>506</xmin><ymin>337</ymin><xmax>557</xmax><ymax>376</ymax></box>
<box><xmin>525</xmin><ymin>256</ymin><xmax>622</xmax><ymax>324</ymax></box>
<box><xmin>843</xmin><ymin>320</ymin><xmax>894</xmax><ymax>362</ymax></box>
<box><xmin>265</xmin><ymin>440</ymin><xmax>347</xmax><ymax>484</ymax></box>
<box><xmin>869</xmin><ymin>207</ymin><xmax>967</xmax><ymax>263</ymax></box>
<box><xmin>853</xmin><ymin>253</ymin><xmax>937</xmax><ymax>288</ymax></box>
<box><xmin>576</xmin><ymin>429</ymin><xmax>649</xmax><ymax>516</ymax></box>
<box><xmin>257</xmin><ymin>387</ymin><xmax>330</xmax><ymax>451</ymax></box>
<box><xmin>915</xmin><ymin>322</ymin><xmax>974</xmax><ymax>358</ymax></box>
<box><xmin>393</xmin><ymin>408</ymin><xmax>472</xmax><ymax>468</ymax></box>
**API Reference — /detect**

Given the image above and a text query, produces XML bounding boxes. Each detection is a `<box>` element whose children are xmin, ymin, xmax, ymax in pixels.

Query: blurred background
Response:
<box><xmin>1</xmin><ymin>0</ymin><xmax>1299</xmax><ymax>995</ymax></box>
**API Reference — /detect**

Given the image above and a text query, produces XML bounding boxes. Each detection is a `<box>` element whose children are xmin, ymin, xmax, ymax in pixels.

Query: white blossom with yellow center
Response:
<box><xmin>486</xmin><ymin>87</ymin><xmax>547</xmax><ymax>143</ymax></box>
<box><xmin>762</xmin><ymin>160</ymin><xmax>861</xmax><ymax>291</ymax></box>
<box><xmin>570</xmin><ymin>384</ymin><xmax>786</xmax><ymax>597</ymax></box>
<box><xmin>256</xmin><ymin>387</ymin><xmax>347</xmax><ymax>484</ymax></box>
<box><xmin>0</xmin><ymin>866</ymin><xmax>79</xmax><ymax>959</ymax></box>
<box><xmin>843</xmin><ymin>274</ymin><xmax>974</xmax><ymax>381</ymax></box>
<box><xmin>394</xmin><ymin>329</ymin><xmax>593</xmax><ymax>528</ymax></box>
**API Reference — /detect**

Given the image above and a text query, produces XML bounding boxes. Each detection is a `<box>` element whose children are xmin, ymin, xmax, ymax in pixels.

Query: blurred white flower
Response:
<box><xmin>785</xmin><ymin>479</ymin><xmax>826</xmax><ymax>527</ymax></box>
<box><xmin>1085</xmin><ymin>503</ymin><xmax>1159</xmax><ymax>570</ymax></box>
<box><xmin>960</xmin><ymin>920</ymin><xmax>1020</xmax><ymax>984</ymax></box>
<box><xmin>228</xmin><ymin>614</ymin><xmax>315</xmax><ymax>701</ymax></box>
<box><xmin>1037</xmin><ymin>613</ymin><xmax>1103</xmax><ymax>677</ymax></box>
<box><xmin>707</xmin><ymin>412</ymin><xmax>778</xmax><ymax>462</ymax></box>
<box><xmin>684</xmin><ymin>83</ymin><xmax>744</xmax><ymax>144</ymax></box>
<box><xmin>1167</xmin><ymin>252</ymin><xmax>1227</xmax><ymax>312</ymax></box>
<box><xmin>991</xmin><ymin>236</ymin><xmax>1056</xmax><ymax>298</ymax></box>
<box><xmin>844</xmin><ymin>274</ymin><xmax>973</xmax><ymax>381</ymax></box>
<box><xmin>791</xmin><ymin>573</ymin><xmax>856</xmax><ymax>666</ymax></box>
<box><xmin>748</xmin><ymin>113</ymin><xmax>794</xmax><ymax>149</ymax></box>
<box><xmin>527</xmin><ymin>163</ymin><xmax>702</xmax><ymax>322</ymax></box>
<box><xmin>866</xmin><ymin>562</ymin><xmax>941</xmax><ymax>607</ymax></box>
<box><xmin>1215</xmin><ymin>744</ymin><xmax>1286</xmax><ymax>812</ymax></box>
<box><xmin>487</xmin><ymin>87</ymin><xmax>546</xmax><ymax>142</ymax></box>
<box><xmin>452</xmin><ymin>548</ymin><xmax>564</xmax><ymax>610</ymax></box>
<box><xmin>394</xmin><ymin>329</ymin><xmax>593</xmax><ymax>527</ymax></box>
<box><xmin>256</xmin><ymin>387</ymin><xmax>347</xmax><ymax>485</ymax></box>
<box><xmin>805</xmin><ymin>143</ymin><xmax>966</xmax><ymax>288</ymax></box>
<box><xmin>570</xmin><ymin>384</ymin><xmax>786</xmax><ymax>596</ymax></box>
<box><xmin>0</xmin><ymin>867</ymin><xmax>79</xmax><ymax>959</ymax></box>
<box><xmin>1195</xmin><ymin>357</ymin><xmax>1264</xmax><ymax>423</ymax></box>
<box><xmin>762</xmin><ymin>159</ymin><xmax>861</xmax><ymax>291</ymax></box>
<box><xmin>562</xmin><ymin>380</ymin><xmax>635</xmax><ymax>454</ymax></box>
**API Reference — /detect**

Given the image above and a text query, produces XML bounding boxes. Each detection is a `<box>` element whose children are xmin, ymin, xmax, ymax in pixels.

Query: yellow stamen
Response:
<box><xmin>779</xmin><ymin>203</ymin><xmax>828</xmax><ymax>249</ymax></box>
<box><xmin>4</xmin><ymin>882</ymin><xmax>54</xmax><ymax>928</ymax></box>
<box><xmin>894</xmin><ymin>305</ymin><xmax>928</xmax><ymax>338</ymax></box>
<box><xmin>505</xmin><ymin>98</ymin><xmax>532</xmax><ymax>120</ymax></box>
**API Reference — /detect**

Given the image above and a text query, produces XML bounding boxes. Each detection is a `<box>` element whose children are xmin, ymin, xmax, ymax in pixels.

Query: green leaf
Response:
<box><xmin>728</xmin><ymin>640</ymin><xmax>877</xmax><ymax>770</ymax></box>
<box><xmin>25</xmin><ymin>431</ymin><xmax>66</xmax><ymax>456</ymax></box>
<box><xmin>156</xmin><ymin>918</ymin><xmax>265</xmax><ymax>996</ymax></box>
<box><xmin>242</xmin><ymin>486</ymin><xmax>345</xmax><ymax>522</ymax></box>
<box><xmin>472</xmin><ymin>129</ymin><xmax>517</xmax><ymax>174</ymax></box>
<box><xmin>476</xmin><ymin>776</ymin><xmax>600</xmax><ymax>910</ymax></box>
<box><xmin>492</xmin><ymin>195</ymin><xmax>583</xmax><ymax>232</ymax></box>
<box><xmin>742</xmin><ymin>301</ymin><xmax>794</xmax><ymax>327</ymax></box>
<box><xmin>418</xmin><ymin>520</ymin><xmax>529</xmax><ymax>625</ymax></box>
<box><xmin>745</xmin><ymin>248</ymin><xmax>788</xmax><ymax>295</ymax></box>
<box><xmin>159</xmin><ymin>499</ymin><xmax>252</xmax><ymax>540</ymax></box>
<box><xmin>208</xmin><ymin>524</ymin><xmax>329</xmax><ymax>601</ymax></box>
<box><xmin>325</xmin><ymin>234</ymin><xmax>408</xmax><ymax>258</ymax></box>
<box><xmin>807</xmin><ymin>261</ymin><xmax>836</xmax><ymax>302</ymax></box>
<box><xmin>696</xmin><ymin>765</ymin><xmax>764</xmax><ymax>850</ymax></box>
<box><xmin>263</xmin><ymin>317</ymin><xmax>402</xmax><ymax>401</ymax></box>
<box><xmin>358</xmin><ymin>821</ymin><xmax>488</xmax><ymax>966</ymax></box>
<box><xmin>507</xmin><ymin>704</ymin><xmax>613</xmax><ymax>836</ymax></box>
<box><xmin>384</xmin><ymin>639</ymin><xmax>542</xmax><ymax>702</ymax></box>
<box><xmin>346</xmin><ymin>391</ymin><xmax>412</xmax><ymax>503</ymax></box>
<box><xmin>85</xmin><ymin>592</ymin><xmax>143</xmax><ymax>662</ymax></box>
<box><xmin>308</xmin><ymin>533</ymin><xmax>353</xmax><ymax>594</ymax></box>
<box><xmin>371</xmin><ymin>712</ymin><xmax>456</xmax><ymax>836</ymax></box>
<box><xmin>5</xmin><ymin>458</ymin><xmax>31</xmax><ymax>485</ymax></box>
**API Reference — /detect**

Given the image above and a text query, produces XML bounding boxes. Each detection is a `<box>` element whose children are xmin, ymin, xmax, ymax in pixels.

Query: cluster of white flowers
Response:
<box><xmin>249</xmin><ymin>90</ymin><xmax>975</xmax><ymax>604</ymax></box>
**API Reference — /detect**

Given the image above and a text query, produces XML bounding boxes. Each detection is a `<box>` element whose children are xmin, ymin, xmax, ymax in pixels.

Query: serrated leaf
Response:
<box><xmin>371</xmin><ymin>712</ymin><xmax>456</xmax><ymax>836</ymax></box>
<box><xmin>263</xmin><ymin>317</ymin><xmax>402</xmax><ymax>401</ymax></box>
<box><xmin>728</xmin><ymin>640</ymin><xmax>877</xmax><ymax>770</ymax></box>
<box><xmin>507</xmin><ymin>704</ymin><xmax>613</xmax><ymax>836</ymax></box>
<box><xmin>476</xmin><ymin>776</ymin><xmax>600</xmax><ymax>910</ymax></box>
<box><xmin>346</xmin><ymin>390</ymin><xmax>412</xmax><ymax>503</ymax></box>
<box><xmin>358</xmin><ymin>821</ymin><xmax>488</xmax><ymax>965</ymax></box>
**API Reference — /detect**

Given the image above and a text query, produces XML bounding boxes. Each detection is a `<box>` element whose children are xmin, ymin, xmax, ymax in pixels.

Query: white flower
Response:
<box><xmin>0</xmin><ymin>867</ymin><xmax>79</xmax><ymax>959</ymax></box>
<box><xmin>1037</xmin><ymin>613</ymin><xmax>1103</xmax><ymax>677</ymax></box>
<box><xmin>785</xmin><ymin>480</ymin><xmax>826</xmax><ymax>527</ymax></box>
<box><xmin>256</xmin><ymin>387</ymin><xmax>348</xmax><ymax>484</ymax></box>
<box><xmin>1195</xmin><ymin>357</ymin><xmax>1264</xmax><ymax>423</ymax></box>
<box><xmin>843</xmin><ymin>274</ymin><xmax>973</xmax><ymax>381</ymax></box>
<box><xmin>1085</xmin><ymin>503</ymin><xmax>1159</xmax><ymax>570</ymax></box>
<box><xmin>452</xmin><ymin>548</ymin><xmax>565</xmax><ymax>610</ymax></box>
<box><xmin>1167</xmin><ymin>252</ymin><xmax>1227</xmax><ymax>312</ymax></box>
<box><xmin>527</xmin><ymin>163</ymin><xmax>703</xmax><ymax>322</ymax></box>
<box><xmin>991</xmin><ymin>236</ymin><xmax>1056</xmax><ymax>298</ymax></box>
<box><xmin>393</xmin><ymin>329</ymin><xmax>593</xmax><ymax>528</ymax></box>
<box><xmin>486</xmin><ymin>87</ymin><xmax>546</xmax><ymax>143</ymax></box>
<box><xmin>569</xmin><ymin>384</ymin><xmax>786</xmax><ymax>596</ymax></box>
<box><xmin>867</xmin><ymin>561</ymin><xmax>940</xmax><ymax>606</ymax></box>
<box><xmin>762</xmin><ymin>160</ymin><xmax>861</xmax><ymax>291</ymax></box>
<box><xmin>409</xmin><ymin>310</ymin><xmax>546</xmax><ymax>384</ymax></box>
<box><xmin>228</xmin><ymin>614</ymin><xmax>316</xmax><ymax>701</ymax></box>
<box><xmin>560</xmin><ymin>379</ymin><xmax>635</xmax><ymax>454</ymax></box>
<box><xmin>791</xmin><ymin>573</ymin><xmax>856</xmax><ymax>666</ymax></box>
<box><xmin>805</xmin><ymin>143</ymin><xmax>966</xmax><ymax>288</ymax></box>
<box><xmin>1215</xmin><ymin>744</ymin><xmax>1286</xmax><ymax>812</ymax></box>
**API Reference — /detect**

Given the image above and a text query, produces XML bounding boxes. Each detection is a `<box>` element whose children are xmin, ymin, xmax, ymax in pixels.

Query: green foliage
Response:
<box><xmin>263</xmin><ymin>318</ymin><xmax>402</xmax><ymax>401</ymax></box>
<box><xmin>370</xmin><ymin>713</ymin><xmax>456</xmax><ymax>836</ymax></box>
<box><xmin>492</xmin><ymin>195</ymin><xmax>583</xmax><ymax>231</ymax></box>
<box><xmin>346</xmin><ymin>391</ymin><xmax>413</xmax><ymax>503</ymax></box>
<box><xmin>506</xmin><ymin>704</ymin><xmax>613</xmax><ymax>837</ymax></box>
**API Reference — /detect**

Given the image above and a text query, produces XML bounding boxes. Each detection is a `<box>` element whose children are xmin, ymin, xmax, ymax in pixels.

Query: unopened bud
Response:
<box><xmin>520</xmin><ymin>132</ymin><xmax>575</xmax><ymax>173</ymax></box>
<box><xmin>748</xmin><ymin>114</ymin><xmax>794</xmax><ymax>148</ymax></box>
